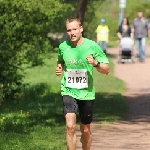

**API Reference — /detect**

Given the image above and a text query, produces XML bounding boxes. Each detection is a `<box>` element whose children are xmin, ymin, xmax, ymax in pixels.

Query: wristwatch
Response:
<box><xmin>93</xmin><ymin>61</ymin><xmax>100</xmax><ymax>67</ymax></box>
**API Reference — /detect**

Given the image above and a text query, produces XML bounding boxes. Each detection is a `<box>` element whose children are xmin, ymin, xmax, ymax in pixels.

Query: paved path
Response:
<box><xmin>76</xmin><ymin>44</ymin><xmax>150</xmax><ymax>150</ymax></box>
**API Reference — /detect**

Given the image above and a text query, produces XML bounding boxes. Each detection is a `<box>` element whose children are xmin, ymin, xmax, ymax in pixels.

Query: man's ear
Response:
<box><xmin>80</xmin><ymin>26</ymin><xmax>83</xmax><ymax>32</ymax></box>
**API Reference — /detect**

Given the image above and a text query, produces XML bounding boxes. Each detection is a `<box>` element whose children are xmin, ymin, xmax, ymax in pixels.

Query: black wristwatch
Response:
<box><xmin>93</xmin><ymin>61</ymin><xmax>100</xmax><ymax>67</ymax></box>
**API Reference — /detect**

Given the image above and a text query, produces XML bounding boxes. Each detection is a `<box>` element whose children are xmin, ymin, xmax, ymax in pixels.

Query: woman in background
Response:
<box><xmin>117</xmin><ymin>17</ymin><xmax>133</xmax><ymax>39</ymax></box>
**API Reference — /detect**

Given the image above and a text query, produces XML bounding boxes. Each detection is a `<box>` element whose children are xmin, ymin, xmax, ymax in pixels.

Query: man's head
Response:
<box><xmin>100</xmin><ymin>19</ymin><xmax>106</xmax><ymax>25</ymax></box>
<box><xmin>137</xmin><ymin>11</ymin><xmax>143</xmax><ymax>19</ymax></box>
<box><xmin>66</xmin><ymin>17</ymin><xmax>83</xmax><ymax>43</ymax></box>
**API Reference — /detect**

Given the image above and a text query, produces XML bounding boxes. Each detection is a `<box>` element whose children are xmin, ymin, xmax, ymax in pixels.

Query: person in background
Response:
<box><xmin>131</xmin><ymin>11</ymin><xmax>150</xmax><ymax>62</ymax></box>
<box><xmin>117</xmin><ymin>17</ymin><xmax>133</xmax><ymax>39</ymax></box>
<box><xmin>95</xmin><ymin>19</ymin><xmax>109</xmax><ymax>54</ymax></box>
<box><xmin>56</xmin><ymin>17</ymin><xmax>109</xmax><ymax>150</ymax></box>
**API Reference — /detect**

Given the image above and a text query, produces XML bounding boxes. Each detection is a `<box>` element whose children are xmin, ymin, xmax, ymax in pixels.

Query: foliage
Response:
<box><xmin>0</xmin><ymin>0</ymin><xmax>74</xmax><ymax>102</ymax></box>
<box><xmin>127</xmin><ymin>2</ymin><xmax>150</xmax><ymax>23</ymax></box>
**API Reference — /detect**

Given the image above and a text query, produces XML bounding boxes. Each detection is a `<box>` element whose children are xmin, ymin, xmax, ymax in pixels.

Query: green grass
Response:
<box><xmin>0</xmin><ymin>52</ymin><xmax>127</xmax><ymax>149</ymax></box>
<box><xmin>108</xmin><ymin>40</ymin><xmax>118</xmax><ymax>48</ymax></box>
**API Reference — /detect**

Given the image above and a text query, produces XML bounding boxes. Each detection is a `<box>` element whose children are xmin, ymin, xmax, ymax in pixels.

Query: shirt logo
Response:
<box><xmin>66</xmin><ymin>59</ymin><xmax>84</xmax><ymax>66</ymax></box>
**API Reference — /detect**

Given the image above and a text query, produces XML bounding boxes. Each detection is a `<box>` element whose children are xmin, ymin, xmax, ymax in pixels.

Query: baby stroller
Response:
<box><xmin>118</xmin><ymin>37</ymin><xmax>134</xmax><ymax>63</ymax></box>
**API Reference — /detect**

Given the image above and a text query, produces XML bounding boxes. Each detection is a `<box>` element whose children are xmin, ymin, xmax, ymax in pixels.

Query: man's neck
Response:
<box><xmin>71</xmin><ymin>37</ymin><xmax>84</xmax><ymax>46</ymax></box>
<box><xmin>138</xmin><ymin>17</ymin><xmax>143</xmax><ymax>20</ymax></box>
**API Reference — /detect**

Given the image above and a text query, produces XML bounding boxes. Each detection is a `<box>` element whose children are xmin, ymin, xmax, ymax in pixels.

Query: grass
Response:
<box><xmin>0</xmin><ymin>52</ymin><xmax>127</xmax><ymax>149</ymax></box>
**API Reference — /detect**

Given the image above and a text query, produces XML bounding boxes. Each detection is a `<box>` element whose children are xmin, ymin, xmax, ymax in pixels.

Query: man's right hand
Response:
<box><xmin>56</xmin><ymin>66</ymin><xmax>63</xmax><ymax>76</ymax></box>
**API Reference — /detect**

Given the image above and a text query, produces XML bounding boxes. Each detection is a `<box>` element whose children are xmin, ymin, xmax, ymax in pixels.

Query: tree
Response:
<box><xmin>0</xmin><ymin>0</ymin><xmax>74</xmax><ymax>102</ymax></box>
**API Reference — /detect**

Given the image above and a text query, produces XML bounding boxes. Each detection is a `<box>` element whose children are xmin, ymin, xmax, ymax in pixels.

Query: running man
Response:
<box><xmin>55</xmin><ymin>17</ymin><xmax>109</xmax><ymax>150</ymax></box>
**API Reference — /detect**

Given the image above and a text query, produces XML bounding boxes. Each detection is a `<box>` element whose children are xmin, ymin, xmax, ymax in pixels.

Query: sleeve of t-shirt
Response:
<box><xmin>57</xmin><ymin>45</ymin><xmax>64</xmax><ymax>63</ymax></box>
<box><xmin>117</xmin><ymin>26</ymin><xmax>122</xmax><ymax>33</ymax></box>
<box><xmin>95</xmin><ymin>25</ymin><xmax>99</xmax><ymax>33</ymax></box>
<box><xmin>128</xmin><ymin>26</ymin><xmax>131</xmax><ymax>34</ymax></box>
<box><xmin>106</xmin><ymin>26</ymin><xmax>110</xmax><ymax>32</ymax></box>
<box><xmin>145</xmin><ymin>19</ymin><xmax>149</xmax><ymax>29</ymax></box>
<box><xmin>131</xmin><ymin>20</ymin><xmax>135</xmax><ymax>29</ymax></box>
<box><xmin>93</xmin><ymin>43</ymin><xmax>109</xmax><ymax>64</ymax></box>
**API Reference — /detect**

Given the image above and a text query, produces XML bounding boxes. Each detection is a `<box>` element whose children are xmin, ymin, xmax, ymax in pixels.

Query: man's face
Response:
<box><xmin>137</xmin><ymin>12</ymin><xmax>143</xmax><ymax>19</ymax></box>
<box><xmin>66</xmin><ymin>21</ymin><xmax>83</xmax><ymax>42</ymax></box>
<box><xmin>101</xmin><ymin>22</ymin><xmax>105</xmax><ymax>26</ymax></box>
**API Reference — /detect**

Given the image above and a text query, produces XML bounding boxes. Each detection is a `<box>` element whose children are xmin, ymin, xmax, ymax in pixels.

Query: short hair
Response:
<box><xmin>66</xmin><ymin>17</ymin><xmax>82</xmax><ymax>26</ymax></box>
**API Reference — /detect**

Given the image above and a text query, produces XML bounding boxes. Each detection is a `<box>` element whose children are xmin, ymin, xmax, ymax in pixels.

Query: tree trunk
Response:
<box><xmin>73</xmin><ymin>0</ymin><xmax>88</xmax><ymax>24</ymax></box>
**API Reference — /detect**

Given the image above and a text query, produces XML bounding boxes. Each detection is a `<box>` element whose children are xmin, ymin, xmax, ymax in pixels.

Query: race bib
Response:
<box><xmin>66</xmin><ymin>69</ymin><xmax>88</xmax><ymax>89</ymax></box>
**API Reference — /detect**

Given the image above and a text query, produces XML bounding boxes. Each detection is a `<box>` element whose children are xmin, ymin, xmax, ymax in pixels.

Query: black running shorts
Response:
<box><xmin>62</xmin><ymin>95</ymin><xmax>94</xmax><ymax>124</ymax></box>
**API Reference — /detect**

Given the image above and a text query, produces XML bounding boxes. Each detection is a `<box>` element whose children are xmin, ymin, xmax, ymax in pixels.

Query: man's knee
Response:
<box><xmin>80</xmin><ymin>124</ymin><xmax>91</xmax><ymax>134</ymax></box>
<box><xmin>82</xmin><ymin>127</ymin><xmax>90</xmax><ymax>135</ymax></box>
<box><xmin>66</xmin><ymin>123</ymin><xmax>76</xmax><ymax>134</ymax></box>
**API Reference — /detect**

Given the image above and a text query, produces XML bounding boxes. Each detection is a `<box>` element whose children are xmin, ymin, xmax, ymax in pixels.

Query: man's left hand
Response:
<box><xmin>86</xmin><ymin>55</ymin><xmax>97</xmax><ymax>66</ymax></box>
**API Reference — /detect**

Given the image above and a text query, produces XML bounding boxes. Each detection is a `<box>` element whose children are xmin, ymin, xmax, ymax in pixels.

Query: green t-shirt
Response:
<box><xmin>57</xmin><ymin>38</ymin><xmax>109</xmax><ymax>100</ymax></box>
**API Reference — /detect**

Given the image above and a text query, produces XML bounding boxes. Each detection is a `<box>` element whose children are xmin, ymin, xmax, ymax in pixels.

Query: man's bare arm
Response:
<box><xmin>86</xmin><ymin>55</ymin><xmax>109</xmax><ymax>75</ymax></box>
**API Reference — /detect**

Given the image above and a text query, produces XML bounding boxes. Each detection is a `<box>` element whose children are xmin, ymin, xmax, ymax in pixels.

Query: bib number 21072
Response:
<box><xmin>66</xmin><ymin>69</ymin><xmax>88</xmax><ymax>89</ymax></box>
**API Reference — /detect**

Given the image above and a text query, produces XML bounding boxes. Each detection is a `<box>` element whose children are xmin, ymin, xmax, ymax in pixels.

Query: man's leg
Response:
<box><xmin>80</xmin><ymin>123</ymin><xmax>92</xmax><ymax>150</ymax></box>
<box><xmin>135</xmin><ymin>38</ymin><xmax>140</xmax><ymax>59</ymax></box>
<box><xmin>139</xmin><ymin>38</ymin><xmax>142</xmax><ymax>60</ymax></box>
<box><xmin>100</xmin><ymin>41</ymin><xmax>107</xmax><ymax>54</ymax></box>
<box><xmin>62</xmin><ymin>96</ymin><xmax>78</xmax><ymax>150</ymax></box>
<box><xmin>77</xmin><ymin>100</ymin><xmax>94</xmax><ymax>150</ymax></box>
<box><xmin>65</xmin><ymin>113</ymin><xmax>76</xmax><ymax>150</ymax></box>
<box><xmin>99</xmin><ymin>41</ymin><xmax>104</xmax><ymax>51</ymax></box>
<box><xmin>103</xmin><ymin>41</ymin><xmax>107</xmax><ymax>54</ymax></box>
<box><xmin>141</xmin><ymin>37</ymin><xmax>146</xmax><ymax>61</ymax></box>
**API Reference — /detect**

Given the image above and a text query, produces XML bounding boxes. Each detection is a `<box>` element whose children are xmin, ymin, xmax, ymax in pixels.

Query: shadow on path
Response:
<box><xmin>124</xmin><ymin>93</ymin><xmax>150</xmax><ymax>122</ymax></box>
